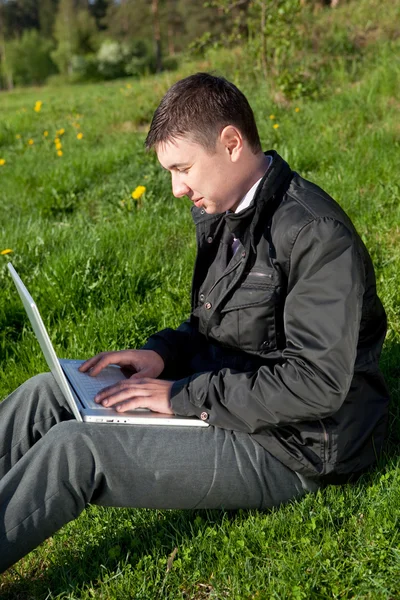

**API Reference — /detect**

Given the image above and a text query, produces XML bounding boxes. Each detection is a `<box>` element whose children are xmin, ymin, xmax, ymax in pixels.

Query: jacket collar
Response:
<box><xmin>226</xmin><ymin>151</ymin><xmax>292</xmax><ymax>247</ymax></box>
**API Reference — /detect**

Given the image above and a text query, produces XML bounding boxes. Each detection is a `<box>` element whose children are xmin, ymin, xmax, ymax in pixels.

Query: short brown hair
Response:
<box><xmin>145</xmin><ymin>72</ymin><xmax>261</xmax><ymax>154</ymax></box>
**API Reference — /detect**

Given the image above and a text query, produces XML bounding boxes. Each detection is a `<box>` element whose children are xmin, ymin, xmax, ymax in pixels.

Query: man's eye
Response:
<box><xmin>178</xmin><ymin>168</ymin><xmax>189</xmax><ymax>174</ymax></box>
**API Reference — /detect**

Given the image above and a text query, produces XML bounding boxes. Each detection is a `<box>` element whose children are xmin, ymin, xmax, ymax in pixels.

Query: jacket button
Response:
<box><xmin>200</xmin><ymin>209</ymin><xmax>205</xmax><ymax>215</ymax></box>
<box><xmin>200</xmin><ymin>411</ymin><xmax>209</xmax><ymax>421</ymax></box>
<box><xmin>199</xmin><ymin>293</ymin><xmax>205</xmax><ymax>302</ymax></box>
<box><xmin>204</xmin><ymin>302</ymin><xmax>212</xmax><ymax>310</ymax></box>
<box><xmin>241</xmin><ymin>251</ymin><xmax>246</xmax><ymax>258</ymax></box>
<box><xmin>207</xmin><ymin>236</ymin><xmax>213</xmax><ymax>243</ymax></box>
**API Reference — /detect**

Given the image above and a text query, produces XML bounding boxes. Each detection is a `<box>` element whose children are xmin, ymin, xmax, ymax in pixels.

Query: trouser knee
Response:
<box><xmin>40</xmin><ymin>421</ymin><xmax>102</xmax><ymax>505</ymax></box>
<box><xmin>24</xmin><ymin>372</ymin><xmax>61</xmax><ymax>399</ymax></box>
<box><xmin>15</xmin><ymin>372</ymin><xmax>71</xmax><ymax>420</ymax></box>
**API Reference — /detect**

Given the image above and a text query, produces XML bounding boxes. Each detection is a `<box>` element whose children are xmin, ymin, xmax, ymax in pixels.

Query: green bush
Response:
<box><xmin>97</xmin><ymin>38</ymin><xmax>156</xmax><ymax>79</ymax></box>
<box><xmin>4</xmin><ymin>30</ymin><xmax>57</xmax><ymax>86</ymax></box>
<box><xmin>69</xmin><ymin>54</ymin><xmax>102</xmax><ymax>82</ymax></box>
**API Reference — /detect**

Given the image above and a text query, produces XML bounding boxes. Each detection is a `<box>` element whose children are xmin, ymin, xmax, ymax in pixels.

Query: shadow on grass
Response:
<box><xmin>380</xmin><ymin>338</ymin><xmax>400</xmax><ymax>449</ymax></box>
<box><xmin>0</xmin><ymin>508</ymin><xmax>232</xmax><ymax>599</ymax></box>
<box><xmin>0</xmin><ymin>304</ymin><xmax>26</xmax><ymax>365</ymax></box>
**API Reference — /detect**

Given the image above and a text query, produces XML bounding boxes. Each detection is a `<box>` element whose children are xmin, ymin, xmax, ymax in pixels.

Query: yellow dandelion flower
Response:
<box><xmin>55</xmin><ymin>142</ymin><xmax>62</xmax><ymax>151</ymax></box>
<box><xmin>273</xmin><ymin>123</ymin><xmax>280</xmax><ymax>129</ymax></box>
<box><xmin>57</xmin><ymin>128</ymin><xmax>65</xmax><ymax>136</ymax></box>
<box><xmin>16</xmin><ymin>134</ymin><xmax>21</xmax><ymax>140</ymax></box>
<box><xmin>54</xmin><ymin>137</ymin><xmax>60</xmax><ymax>144</ymax></box>
<box><xmin>43</xmin><ymin>131</ymin><xmax>49</xmax><ymax>137</ymax></box>
<box><xmin>34</xmin><ymin>101</ymin><xmax>43</xmax><ymax>112</ymax></box>
<box><xmin>295</xmin><ymin>107</ymin><xmax>300</xmax><ymax>112</ymax></box>
<box><xmin>76</xmin><ymin>132</ymin><xmax>83</xmax><ymax>140</ymax></box>
<box><xmin>0</xmin><ymin>158</ymin><xmax>5</xmax><ymax>166</ymax></box>
<box><xmin>126</xmin><ymin>83</ymin><xmax>132</xmax><ymax>89</ymax></box>
<box><xmin>132</xmin><ymin>185</ymin><xmax>146</xmax><ymax>200</ymax></box>
<box><xmin>57</xmin><ymin>150</ymin><xmax>63</xmax><ymax>157</ymax></box>
<box><xmin>28</xmin><ymin>139</ymin><xmax>34</xmax><ymax>145</ymax></box>
<box><xmin>1</xmin><ymin>248</ymin><xmax>13</xmax><ymax>255</ymax></box>
<box><xmin>269</xmin><ymin>114</ymin><xmax>275</xmax><ymax>120</ymax></box>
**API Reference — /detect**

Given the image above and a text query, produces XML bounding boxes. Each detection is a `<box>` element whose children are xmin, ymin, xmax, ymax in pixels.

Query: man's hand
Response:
<box><xmin>79</xmin><ymin>349</ymin><xmax>165</xmax><ymax>380</ymax></box>
<box><xmin>94</xmin><ymin>378</ymin><xmax>174</xmax><ymax>414</ymax></box>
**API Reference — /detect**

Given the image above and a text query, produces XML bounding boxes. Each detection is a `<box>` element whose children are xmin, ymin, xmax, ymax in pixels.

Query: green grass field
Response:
<box><xmin>1</xmin><ymin>2</ymin><xmax>400</xmax><ymax>597</ymax></box>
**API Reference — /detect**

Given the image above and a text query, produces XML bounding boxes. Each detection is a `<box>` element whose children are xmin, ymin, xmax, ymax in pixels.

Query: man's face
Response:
<box><xmin>156</xmin><ymin>135</ymin><xmax>242</xmax><ymax>214</ymax></box>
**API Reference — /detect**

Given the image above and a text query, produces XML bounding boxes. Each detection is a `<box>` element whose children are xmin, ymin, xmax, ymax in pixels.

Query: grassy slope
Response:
<box><xmin>0</xmin><ymin>0</ymin><xmax>400</xmax><ymax>597</ymax></box>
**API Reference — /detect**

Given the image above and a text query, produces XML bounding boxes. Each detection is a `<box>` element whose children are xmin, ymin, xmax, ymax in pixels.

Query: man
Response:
<box><xmin>0</xmin><ymin>73</ymin><xmax>389</xmax><ymax>573</ymax></box>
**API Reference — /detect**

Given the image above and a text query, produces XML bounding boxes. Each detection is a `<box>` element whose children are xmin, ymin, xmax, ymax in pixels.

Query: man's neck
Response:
<box><xmin>231</xmin><ymin>153</ymin><xmax>272</xmax><ymax>213</ymax></box>
<box><xmin>254</xmin><ymin>152</ymin><xmax>272</xmax><ymax>180</ymax></box>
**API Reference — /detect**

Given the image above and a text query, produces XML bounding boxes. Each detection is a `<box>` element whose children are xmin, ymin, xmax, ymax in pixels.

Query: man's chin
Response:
<box><xmin>193</xmin><ymin>198</ymin><xmax>205</xmax><ymax>209</ymax></box>
<box><xmin>192</xmin><ymin>199</ymin><xmax>220</xmax><ymax>214</ymax></box>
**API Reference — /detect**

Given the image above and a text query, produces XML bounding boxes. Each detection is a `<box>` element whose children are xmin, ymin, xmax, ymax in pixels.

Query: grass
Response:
<box><xmin>1</xmin><ymin>1</ymin><xmax>400</xmax><ymax>597</ymax></box>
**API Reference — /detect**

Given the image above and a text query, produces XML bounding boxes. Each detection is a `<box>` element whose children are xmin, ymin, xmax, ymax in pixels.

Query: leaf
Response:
<box><xmin>167</xmin><ymin>547</ymin><xmax>178</xmax><ymax>572</ymax></box>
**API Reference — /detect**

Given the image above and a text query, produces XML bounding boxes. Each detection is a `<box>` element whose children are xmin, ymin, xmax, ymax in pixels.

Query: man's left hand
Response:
<box><xmin>94</xmin><ymin>378</ymin><xmax>174</xmax><ymax>414</ymax></box>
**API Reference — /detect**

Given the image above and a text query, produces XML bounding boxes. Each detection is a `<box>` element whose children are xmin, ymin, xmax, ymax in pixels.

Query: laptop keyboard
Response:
<box><xmin>62</xmin><ymin>359</ymin><xmax>128</xmax><ymax>407</ymax></box>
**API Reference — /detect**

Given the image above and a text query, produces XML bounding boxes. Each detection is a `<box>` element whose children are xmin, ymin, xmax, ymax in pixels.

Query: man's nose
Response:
<box><xmin>171</xmin><ymin>173</ymin><xmax>190</xmax><ymax>198</ymax></box>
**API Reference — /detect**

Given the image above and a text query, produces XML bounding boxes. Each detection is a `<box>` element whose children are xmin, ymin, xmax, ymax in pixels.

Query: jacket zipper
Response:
<box><xmin>250</xmin><ymin>272</ymin><xmax>272</xmax><ymax>278</ymax></box>
<box><xmin>319</xmin><ymin>419</ymin><xmax>328</xmax><ymax>474</ymax></box>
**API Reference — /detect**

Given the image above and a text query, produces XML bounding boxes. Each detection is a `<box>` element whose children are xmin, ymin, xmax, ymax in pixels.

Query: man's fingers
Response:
<box><xmin>88</xmin><ymin>358</ymin><xmax>112</xmax><ymax>376</ymax></box>
<box><xmin>79</xmin><ymin>350</ymin><xmax>164</xmax><ymax>379</ymax></box>
<box><xmin>79</xmin><ymin>353</ymin><xmax>105</xmax><ymax>372</ymax></box>
<box><xmin>114</xmin><ymin>398</ymin><xmax>154</xmax><ymax>413</ymax></box>
<box><xmin>95</xmin><ymin>378</ymin><xmax>145</xmax><ymax>400</ymax></box>
<box><xmin>79</xmin><ymin>352</ymin><xmax>121</xmax><ymax>374</ymax></box>
<box><xmin>86</xmin><ymin>354</ymin><xmax>125</xmax><ymax>376</ymax></box>
<box><xmin>94</xmin><ymin>378</ymin><xmax>156</xmax><ymax>402</ymax></box>
<box><xmin>130</xmin><ymin>369</ymin><xmax>153</xmax><ymax>380</ymax></box>
<box><xmin>98</xmin><ymin>387</ymin><xmax>152</xmax><ymax>408</ymax></box>
<box><xmin>93</xmin><ymin>378</ymin><xmax>173</xmax><ymax>414</ymax></box>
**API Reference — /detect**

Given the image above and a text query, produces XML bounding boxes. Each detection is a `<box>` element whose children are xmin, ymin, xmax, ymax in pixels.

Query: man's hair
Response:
<box><xmin>145</xmin><ymin>72</ymin><xmax>261</xmax><ymax>154</ymax></box>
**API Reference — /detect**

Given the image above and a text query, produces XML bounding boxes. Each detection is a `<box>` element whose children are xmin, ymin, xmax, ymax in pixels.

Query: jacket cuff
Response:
<box><xmin>141</xmin><ymin>336</ymin><xmax>175</xmax><ymax>367</ymax></box>
<box><xmin>170</xmin><ymin>372</ymin><xmax>211</xmax><ymax>416</ymax></box>
<box><xmin>170</xmin><ymin>378</ymin><xmax>196</xmax><ymax>416</ymax></box>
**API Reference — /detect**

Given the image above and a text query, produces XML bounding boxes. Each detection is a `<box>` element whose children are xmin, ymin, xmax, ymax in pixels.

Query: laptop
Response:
<box><xmin>7</xmin><ymin>263</ymin><xmax>208</xmax><ymax>427</ymax></box>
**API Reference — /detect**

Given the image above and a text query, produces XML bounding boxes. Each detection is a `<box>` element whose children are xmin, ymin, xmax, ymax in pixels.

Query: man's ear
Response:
<box><xmin>220</xmin><ymin>125</ymin><xmax>244</xmax><ymax>162</ymax></box>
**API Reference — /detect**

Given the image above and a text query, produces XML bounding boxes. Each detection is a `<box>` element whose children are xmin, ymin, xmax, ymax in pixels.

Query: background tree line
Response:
<box><xmin>0</xmin><ymin>0</ymin><xmax>342</xmax><ymax>90</ymax></box>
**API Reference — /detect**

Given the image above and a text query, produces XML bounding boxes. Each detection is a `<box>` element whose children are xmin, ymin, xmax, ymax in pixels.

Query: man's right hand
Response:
<box><xmin>78</xmin><ymin>349</ymin><xmax>165</xmax><ymax>379</ymax></box>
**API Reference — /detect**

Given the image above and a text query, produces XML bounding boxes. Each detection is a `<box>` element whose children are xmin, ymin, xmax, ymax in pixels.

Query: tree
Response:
<box><xmin>51</xmin><ymin>0</ymin><xmax>98</xmax><ymax>75</ymax></box>
<box><xmin>104</xmin><ymin>0</ymin><xmax>152</xmax><ymax>41</ymax></box>
<box><xmin>165</xmin><ymin>0</ymin><xmax>182</xmax><ymax>55</ymax></box>
<box><xmin>0</xmin><ymin>0</ymin><xmax>13</xmax><ymax>89</ymax></box>
<box><xmin>88</xmin><ymin>0</ymin><xmax>110</xmax><ymax>30</ymax></box>
<box><xmin>51</xmin><ymin>0</ymin><xmax>75</xmax><ymax>74</ymax></box>
<box><xmin>39</xmin><ymin>0</ymin><xmax>59</xmax><ymax>38</ymax></box>
<box><xmin>184</xmin><ymin>0</ymin><xmax>241</xmax><ymax>55</ymax></box>
<box><xmin>2</xmin><ymin>0</ymin><xmax>40</xmax><ymax>37</ymax></box>
<box><xmin>151</xmin><ymin>0</ymin><xmax>162</xmax><ymax>71</ymax></box>
<box><xmin>300</xmin><ymin>0</ymin><xmax>340</xmax><ymax>6</ymax></box>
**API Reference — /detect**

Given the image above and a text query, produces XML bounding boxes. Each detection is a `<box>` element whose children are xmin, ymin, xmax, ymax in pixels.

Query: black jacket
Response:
<box><xmin>143</xmin><ymin>151</ymin><xmax>389</xmax><ymax>480</ymax></box>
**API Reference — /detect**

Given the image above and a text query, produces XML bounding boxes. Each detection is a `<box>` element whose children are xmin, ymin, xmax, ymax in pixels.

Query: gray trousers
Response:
<box><xmin>0</xmin><ymin>373</ymin><xmax>316</xmax><ymax>573</ymax></box>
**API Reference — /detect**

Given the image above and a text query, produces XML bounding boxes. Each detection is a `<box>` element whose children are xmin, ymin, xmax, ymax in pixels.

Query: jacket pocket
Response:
<box><xmin>218</xmin><ymin>276</ymin><xmax>280</xmax><ymax>353</ymax></box>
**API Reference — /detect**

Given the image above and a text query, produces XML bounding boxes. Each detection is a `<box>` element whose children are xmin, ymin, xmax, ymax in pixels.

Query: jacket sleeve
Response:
<box><xmin>169</xmin><ymin>217</ymin><xmax>366</xmax><ymax>433</ymax></box>
<box><xmin>141</xmin><ymin>318</ymin><xmax>199</xmax><ymax>374</ymax></box>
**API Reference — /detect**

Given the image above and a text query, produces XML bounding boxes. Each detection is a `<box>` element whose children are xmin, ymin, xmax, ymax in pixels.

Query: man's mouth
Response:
<box><xmin>193</xmin><ymin>198</ymin><xmax>204</xmax><ymax>208</ymax></box>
